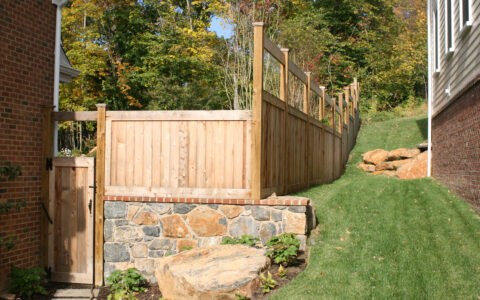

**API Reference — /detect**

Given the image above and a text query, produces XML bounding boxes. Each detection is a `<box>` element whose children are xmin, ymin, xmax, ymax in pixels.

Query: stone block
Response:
<box><xmin>197</xmin><ymin>236</ymin><xmax>223</xmax><ymax>248</ymax></box>
<box><xmin>147</xmin><ymin>203</ymin><xmax>172</xmax><ymax>215</ymax></box>
<box><xmin>177</xmin><ymin>239</ymin><xmax>198</xmax><ymax>251</ymax></box>
<box><xmin>252</xmin><ymin>206</ymin><xmax>270</xmax><ymax>221</ymax></box>
<box><xmin>283</xmin><ymin>211</ymin><xmax>306</xmax><ymax>235</ymax></box>
<box><xmin>142</xmin><ymin>226</ymin><xmax>160</xmax><ymax>237</ymax></box>
<box><xmin>160</xmin><ymin>215</ymin><xmax>191</xmax><ymax>238</ymax></box>
<box><xmin>174</xmin><ymin>203</ymin><xmax>196</xmax><ymax>214</ymax></box>
<box><xmin>186</xmin><ymin>206</ymin><xmax>227</xmax><ymax>237</ymax></box>
<box><xmin>114</xmin><ymin>227</ymin><xmax>142</xmax><ymax>242</ymax></box>
<box><xmin>228</xmin><ymin>216</ymin><xmax>259</xmax><ymax>238</ymax></box>
<box><xmin>131</xmin><ymin>243</ymin><xmax>148</xmax><ymax>258</ymax></box>
<box><xmin>219</xmin><ymin>205</ymin><xmax>244</xmax><ymax>219</ymax></box>
<box><xmin>149</xmin><ymin>250</ymin><xmax>165</xmax><ymax>258</ymax></box>
<box><xmin>104</xmin><ymin>202</ymin><xmax>126</xmax><ymax>219</ymax></box>
<box><xmin>104</xmin><ymin>220</ymin><xmax>114</xmax><ymax>242</ymax></box>
<box><xmin>127</xmin><ymin>205</ymin><xmax>141</xmax><ymax>221</ymax></box>
<box><xmin>135</xmin><ymin>258</ymin><xmax>155</xmax><ymax>276</ymax></box>
<box><xmin>133</xmin><ymin>211</ymin><xmax>158</xmax><ymax>225</ymax></box>
<box><xmin>271</xmin><ymin>209</ymin><xmax>283</xmax><ymax>222</ymax></box>
<box><xmin>259</xmin><ymin>222</ymin><xmax>276</xmax><ymax>244</ymax></box>
<box><xmin>149</xmin><ymin>238</ymin><xmax>175</xmax><ymax>250</ymax></box>
<box><xmin>288</xmin><ymin>206</ymin><xmax>306</xmax><ymax>213</ymax></box>
<box><xmin>104</xmin><ymin>243</ymin><xmax>130</xmax><ymax>262</ymax></box>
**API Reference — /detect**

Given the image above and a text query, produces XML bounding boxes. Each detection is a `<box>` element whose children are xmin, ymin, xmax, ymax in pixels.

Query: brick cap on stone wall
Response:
<box><xmin>102</xmin><ymin>195</ymin><xmax>310</xmax><ymax>206</ymax></box>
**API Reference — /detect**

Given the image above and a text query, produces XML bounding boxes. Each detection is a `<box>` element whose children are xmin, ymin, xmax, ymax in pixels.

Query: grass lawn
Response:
<box><xmin>272</xmin><ymin>114</ymin><xmax>480</xmax><ymax>299</ymax></box>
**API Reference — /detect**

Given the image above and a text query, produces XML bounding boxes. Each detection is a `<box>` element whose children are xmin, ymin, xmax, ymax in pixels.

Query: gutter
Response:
<box><xmin>427</xmin><ymin>0</ymin><xmax>432</xmax><ymax>177</ymax></box>
<box><xmin>52</xmin><ymin>0</ymin><xmax>68</xmax><ymax>156</ymax></box>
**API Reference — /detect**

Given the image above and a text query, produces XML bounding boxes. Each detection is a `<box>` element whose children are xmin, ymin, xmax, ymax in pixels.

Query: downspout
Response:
<box><xmin>52</xmin><ymin>0</ymin><xmax>68</xmax><ymax>156</ymax></box>
<box><xmin>427</xmin><ymin>0</ymin><xmax>433</xmax><ymax>177</ymax></box>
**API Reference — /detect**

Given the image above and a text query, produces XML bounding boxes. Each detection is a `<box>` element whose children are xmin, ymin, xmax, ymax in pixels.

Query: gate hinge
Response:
<box><xmin>46</xmin><ymin>158</ymin><xmax>52</xmax><ymax>171</ymax></box>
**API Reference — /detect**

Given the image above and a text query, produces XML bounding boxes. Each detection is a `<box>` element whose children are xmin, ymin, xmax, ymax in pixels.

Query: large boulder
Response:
<box><xmin>155</xmin><ymin>245</ymin><xmax>269</xmax><ymax>300</ymax></box>
<box><xmin>386</xmin><ymin>148</ymin><xmax>420</xmax><ymax>161</ymax></box>
<box><xmin>396</xmin><ymin>151</ymin><xmax>428</xmax><ymax>179</ymax></box>
<box><xmin>362</xmin><ymin>149</ymin><xmax>389</xmax><ymax>165</ymax></box>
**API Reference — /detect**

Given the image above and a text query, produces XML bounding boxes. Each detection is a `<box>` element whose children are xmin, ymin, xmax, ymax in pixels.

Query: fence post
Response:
<box><xmin>280</xmin><ymin>48</ymin><xmax>289</xmax><ymax>194</ymax></box>
<box><xmin>305</xmin><ymin>72</ymin><xmax>311</xmax><ymax>187</ymax></box>
<box><xmin>95</xmin><ymin>103</ymin><xmax>106</xmax><ymax>286</ymax></box>
<box><xmin>344</xmin><ymin>87</ymin><xmax>350</xmax><ymax>152</ymax></box>
<box><xmin>251</xmin><ymin>22</ymin><xmax>264</xmax><ymax>200</ymax></box>
<box><xmin>331</xmin><ymin>97</ymin><xmax>336</xmax><ymax>180</ymax></box>
<box><xmin>40</xmin><ymin>105</ymin><xmax>54</xmax><ymax>269</ymax></box>
<box><xmin>320</xmin><ymin>86</ymin><xmax>326</xmax><ymax>183</ymax></box>
<box><xmin>339</xmin><ymin>93</ymin><xmax>344</xmax><ymax>170</ymax></box>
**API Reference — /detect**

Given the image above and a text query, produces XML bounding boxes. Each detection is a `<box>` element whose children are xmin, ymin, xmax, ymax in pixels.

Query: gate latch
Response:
<box><xmin>45</xmin><ymin>158</ymin><xmax>52</xmax><ymax>171</ymax></box>
<box><xmin>88</xmin><ymin>199</ymin><xmax>92</xmax><ymax>214</ymax></box>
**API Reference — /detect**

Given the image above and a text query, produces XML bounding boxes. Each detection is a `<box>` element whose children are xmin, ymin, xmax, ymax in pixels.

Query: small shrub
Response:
<box><xmin>259</xmin><ymin>271</ymin><xmax>277</xmax><ymax>293</ymax></box>
<box><xmin>181</xmin><ymin>246</ymin><xmax>193</xmax><ymax>251</ymax></box>
<box><xmin>235</xmin><ymin>293</ymin><xmax>250</xmax><ymax>300</ymax></box>
<box><xmin>221</xmin><ymin>235</ymin><xmax>259</xmax><ymax>246</ymax></box>
<box><xmin>8</xmin><ymin>266</ymin><xmax>47</xmax><ymax>299</ymax></box>
<box><xmin>277</xmin><ymin>265</ymin><xmax>287</xmax><ymax>278</ymax></box>
<box><xmin>106</xmin><ymin>268</ymin><xmax>147</xmax><ymax>300</ymax></box>
<box><xmin>266</xmin><ymin>233</ymin><xmax>300</xmax><ymax>266</ymax></box>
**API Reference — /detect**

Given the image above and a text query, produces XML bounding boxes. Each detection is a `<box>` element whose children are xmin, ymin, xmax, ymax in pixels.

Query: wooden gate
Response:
<box><xmin>48</xmin><ymin>157</ymin><xmax>95</xmax><ymax>284</ymax></box>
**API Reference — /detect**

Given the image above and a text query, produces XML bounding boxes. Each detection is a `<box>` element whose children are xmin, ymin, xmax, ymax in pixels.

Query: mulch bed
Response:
<box><xmin>251</xmin><ymin>251</ymin><xmax>307</xmax><ymax>299</ymax></box>
<box><xmin>38</xmin><ymin>251</ymin><xmax>307</xmax><ymax>300</ymax></box>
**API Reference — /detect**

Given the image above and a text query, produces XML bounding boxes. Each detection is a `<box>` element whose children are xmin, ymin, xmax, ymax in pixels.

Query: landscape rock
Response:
<box><xmin>177</xmin><ymin>239</ymin><xmax>198</xmax><ymax>251</ymax></box>
<box><xmin>387</xmin><ymin>148</ymin><xmax>420</xmax><ymax>161</ymax></box>
<box><xmin>375</xmin><ymin>161</ymin><xmax>395</xmax><ymax>171</ymax></box>
<box><xmin>160</xmin><ymin>215</ymin><xmax>191</xmax><ymax>238</ymax></box>
<box><xmin>362</xmin><ymin>149</ymin><xmax>389</xmax><ymax>165</ymax></box>
<box><xmin>133</xmin><ymin>211</ymin><xmax>158</xmax><ymax>225</ymax></box>
<box><xmin>392</xmin><ymin>158</ymin><xmax>412</xmax><ymax>169</ymax></box>
<box><xmin>417</xmin><ymin>142</ymin><xmax>428</xmax><ymax>151</ymax></box>
<box><xmin>155</xmin><ymin>245</ymin><xmax>269</xmax><ymax>300</ymax></box>
<box><xmin>219</xmin><ymin>205</ymin><xmax>244</xmax><ymax>218</ymax></box>
<box><xmin>186</xmin><ymin>206</ymin><xmax>227</xmax><ymax>236</ymax></box>
<box><xmin>358</xmin><ymin>163</ymin><xmax>376</xmax><ymax>172</ymax></box>
<box><xmin>396</xmin><ymin>151</ymin><xmax>428</xmax><ymax>179</ymax></box>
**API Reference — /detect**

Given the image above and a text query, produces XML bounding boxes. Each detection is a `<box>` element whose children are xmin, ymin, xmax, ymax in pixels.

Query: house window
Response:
<box><xmin>445</xmin><ymin>0</ymin><xmax>454</xmax><ymax>54</ymax></box>
<box><xmin>460</xmin><ymin>0</ymin><xmax>472</xmax><ymax>31</ymax></box>
<box><xmin>433</xmin><ymin>4</ymin><xmax>440</xmax><ymax>72</ymax></box>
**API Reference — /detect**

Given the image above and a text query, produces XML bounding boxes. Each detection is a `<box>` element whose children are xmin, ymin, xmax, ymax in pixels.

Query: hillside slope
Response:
<box><xmin>272</xmin><ymin>114</ymin><xmax>480</xmax><ymax>299</ymax></box>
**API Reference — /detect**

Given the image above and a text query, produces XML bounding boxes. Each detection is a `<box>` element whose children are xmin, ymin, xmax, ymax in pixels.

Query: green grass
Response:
<box><xmin>272</xmin><ymin>113</ymin><xmax>480</xmax><ymax>299</ymax></box>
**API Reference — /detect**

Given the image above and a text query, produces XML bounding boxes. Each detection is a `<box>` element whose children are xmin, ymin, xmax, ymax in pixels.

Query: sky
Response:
<box><xmin>209</xmin><ymin>16</ymin><xmax>234</xmax><ymax>38</ymax></box>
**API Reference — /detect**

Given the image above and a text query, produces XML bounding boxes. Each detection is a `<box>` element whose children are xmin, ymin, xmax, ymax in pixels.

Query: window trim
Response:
<box><xmin>459</xmin><ymin>0</ymin><xmax>472</xmax><ymax>35</ymax></box>
<box><xmin>433</xmin><ymin>1</ymin><xmax>440</xmax><ymax>73</ymax></box>
<box><xmin>445</xmin><ymin>0</ymin><xmax>455</xmax><ymax>54</ymax></box>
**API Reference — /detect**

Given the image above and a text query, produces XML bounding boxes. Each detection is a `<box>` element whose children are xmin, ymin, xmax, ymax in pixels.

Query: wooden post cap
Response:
<box><xmin>96</xmin><ymin>103</ymin><xmax>107</xmax><ymax>108</ymax></box>
<box><xmin>252</xmin><ymin>22</ymin><xmax>264</xmax><ymax>26</ymax></box>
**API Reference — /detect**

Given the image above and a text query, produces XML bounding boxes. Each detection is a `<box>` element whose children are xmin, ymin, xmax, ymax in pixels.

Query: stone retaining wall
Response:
<box><xmin>103</xmin><ymin>199</ymin><xmax>315</xmax><ymax>282</ymax></box>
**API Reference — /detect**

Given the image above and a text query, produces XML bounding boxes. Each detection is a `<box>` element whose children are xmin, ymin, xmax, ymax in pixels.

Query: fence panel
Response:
<box><xmin>104</xmin><ymin>111</ymin><xmax>253</xmax><ymax>199</ymax></box>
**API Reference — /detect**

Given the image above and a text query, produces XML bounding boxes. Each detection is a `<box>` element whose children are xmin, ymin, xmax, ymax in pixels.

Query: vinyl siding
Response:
<box><xmin>431</xmin><ymin>0</ymin><xmax>480</xmax><ymax>115</ymax></box>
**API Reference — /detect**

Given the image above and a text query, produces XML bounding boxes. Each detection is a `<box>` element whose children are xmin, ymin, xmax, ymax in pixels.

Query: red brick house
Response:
<box><xmin>0</xmin><ymin>0</ymin><xmax>78</xmax><ymax>289</ymax></box>
<box><xmin>428</xmin><ymin>0</ymin><xmax>480</xmax><ymax>211</ymax></box>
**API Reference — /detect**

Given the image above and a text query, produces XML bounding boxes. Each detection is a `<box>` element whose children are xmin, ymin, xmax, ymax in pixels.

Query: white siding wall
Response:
<box><xmin>431</xmin><ymin>0</ymin><xmax>480</xmax><ymax>116</ymax></box>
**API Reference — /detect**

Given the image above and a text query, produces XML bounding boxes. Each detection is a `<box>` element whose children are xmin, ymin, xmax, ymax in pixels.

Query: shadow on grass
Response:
<box><xmin>415</xmin><ymin>117</ymin><xmax>428</xmax><ymax>140</ymax></box>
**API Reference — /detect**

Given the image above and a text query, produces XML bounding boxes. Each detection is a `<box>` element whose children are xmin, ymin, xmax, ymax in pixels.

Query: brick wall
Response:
<box><xmin>432</xmin><ymin>77</ymin><xmax>480</xmax><ymax>212</ymax></box>
<box><xmin>0</xmin><ymin>0</ymin><xmax>55</xmax><ymax>289</ymax></box>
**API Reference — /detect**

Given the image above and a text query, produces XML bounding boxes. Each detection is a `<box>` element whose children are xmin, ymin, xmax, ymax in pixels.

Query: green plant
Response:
<box><xmin>221</xmin><ymin>235</ymin><xmax>259</xmax><ymax>246</ymax></box>
<box><xmin>106</xmin><ymin>268</ymin><xmax>147</xmax><ymax>300</ymax></box>
<box><xmin>259</xmin><ymin>271</ymin><xmax>277</xmax><ymax>293</ymax></box>
<box><xmin>266</xmin><ymin>233</ymin><xmax>300</xmax><ymax>266</ymax></box>
<box><xmin>235</xmin><ymin>293</ymin><xmax>250</xmax><ymax>300</ymax></box>
<box><xmin>8</xmin><ymin>266</ymin><xmax>47</xmax><ymax>299</ymax></box>
<box><xmin>181</xmin><ymin>246</ymin><xmax>193</xmax><ymax>251</ymax></box>
<box><xmin>277</xmin><ymin>265</ymin><xmax>287</xmax><ymax>278</ymax></box>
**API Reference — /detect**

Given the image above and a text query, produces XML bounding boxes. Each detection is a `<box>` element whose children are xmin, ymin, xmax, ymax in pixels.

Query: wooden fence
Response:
<box><xmin>47</xmin><ymin>23</ymin><xmax>360</xmax><ymax>202</ymax></box>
